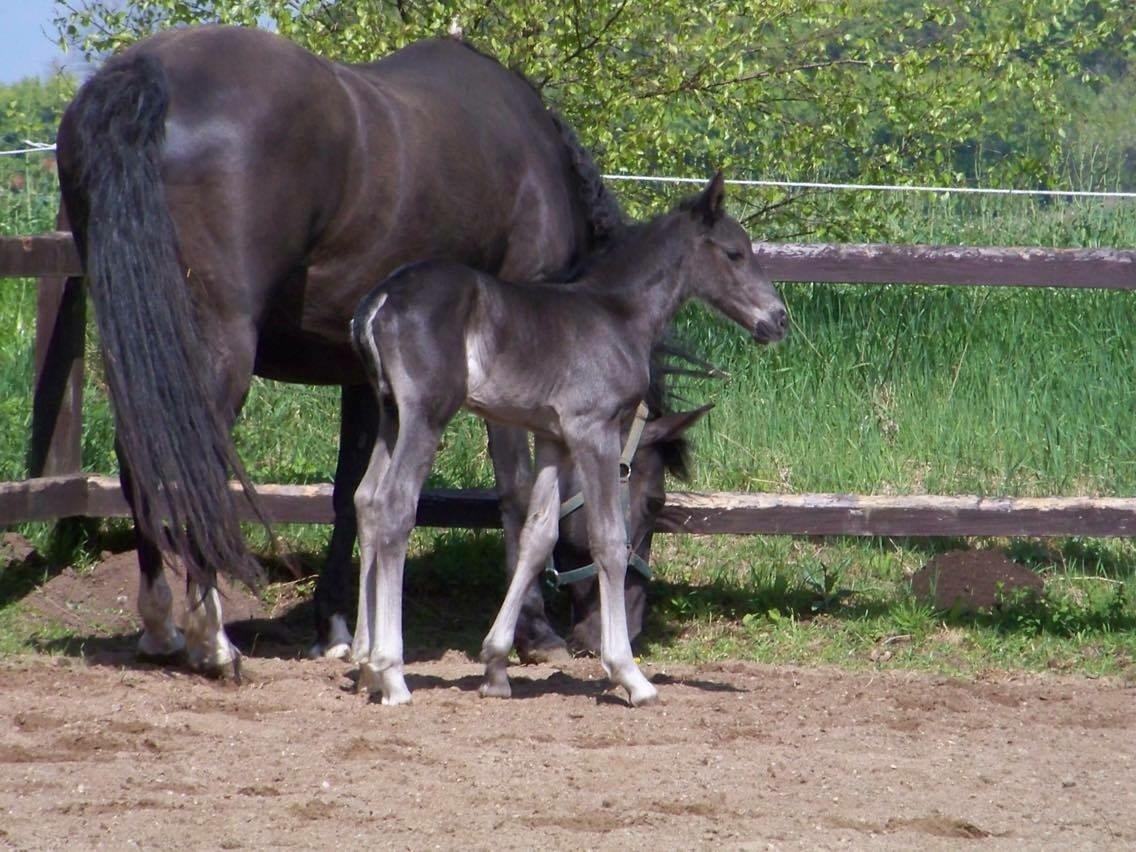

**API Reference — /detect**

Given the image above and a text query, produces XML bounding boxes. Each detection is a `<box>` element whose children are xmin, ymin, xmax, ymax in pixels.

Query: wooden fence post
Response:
<box><xmin>28</xmin><ymin>206</ymin><xmax>84</xmax><ymax>478</ymax></box>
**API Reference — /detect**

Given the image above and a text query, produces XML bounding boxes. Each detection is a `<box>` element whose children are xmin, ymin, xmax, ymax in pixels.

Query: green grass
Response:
<box><xmin>639</xmin><ymin>533</ymin><xmax>1135</xmax><ymax>679</ymax></box>
<box><xmin>2</xmin><ymin>177</ymin><xmax>1136</xmax><ymax>676</ymax></box>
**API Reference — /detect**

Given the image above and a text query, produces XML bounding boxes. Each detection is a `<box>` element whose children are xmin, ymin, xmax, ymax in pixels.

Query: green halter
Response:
<box><xmin>544</xmin><ymin>401</ymin><xmax>653</xmax><ymax>587</ymax></box>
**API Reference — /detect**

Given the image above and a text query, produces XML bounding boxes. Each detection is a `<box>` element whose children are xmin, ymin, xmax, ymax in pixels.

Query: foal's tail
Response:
<box><xmin>58</xmin><ymin>53</ymin><xmax>264</xmax><ymax>589</ymax></box>
<box><xmin>350</xmin><ymin>289</ymin><xmax>390</xmax><ymax>398</ymax></box>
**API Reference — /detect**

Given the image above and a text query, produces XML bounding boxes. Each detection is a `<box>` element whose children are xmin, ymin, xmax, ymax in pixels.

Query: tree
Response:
<box><xmin>0</xmin><ymin>75</ymin><xmax>76</xmax><ymax>233</ymax></box>
<box><xmin>54</xmin><ymin>0</ymin><xmax>1136</xmax><ymax>239</ymax></box>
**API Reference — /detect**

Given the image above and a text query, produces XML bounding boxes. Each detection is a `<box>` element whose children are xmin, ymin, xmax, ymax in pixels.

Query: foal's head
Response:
<box><xmin>679</xmin><ymin>172</ymin><xmax>789</xmax><ymax>344</ymax></box>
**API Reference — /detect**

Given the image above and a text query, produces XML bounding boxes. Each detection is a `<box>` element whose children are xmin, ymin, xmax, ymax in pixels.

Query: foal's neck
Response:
<box><xmin>577</xmin><ymin>215</ymin><xmax>693</xmax><ymax>348</ymax></box>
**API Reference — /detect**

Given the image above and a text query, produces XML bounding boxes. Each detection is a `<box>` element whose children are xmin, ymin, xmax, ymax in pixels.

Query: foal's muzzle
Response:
<box><xmin>753</xmin><ymin>306</ymin><xmax>789</xmax><ymax>343</ymax></box>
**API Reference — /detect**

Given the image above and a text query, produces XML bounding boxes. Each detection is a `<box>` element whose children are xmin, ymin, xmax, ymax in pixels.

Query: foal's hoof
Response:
<box><xmin>479</xmin><ymin>658</ymin><xmax>511</xmax><ymax>698</ymax></box>
<box><xmin>137</xmin><ymin>644</ymin><xmax>187</xmax><ymax>668</ymax></box>
<box><xmin>616</xmin><ymin>669</ymin><xmax>659</xmax><ymax>707</ymax></box>
<box><xmin>358</xmin><ymin>663</ymin><xmax>412</xmax><ymax>705</ymax></box>
<box><xmin>629</xmin><ymin>684</ymin><xmax>660</xmax><ymax>707</ymax></box>
<box><xmin>478</xmin><ymin>679</ymin><xmax>512</xmax><ymax>699</ymax></box>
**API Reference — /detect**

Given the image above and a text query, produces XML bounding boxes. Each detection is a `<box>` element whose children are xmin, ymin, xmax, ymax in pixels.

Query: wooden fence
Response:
<box><xmin>3</xmin><ymin>231</ymin><xmax>1136</xmax><ymax>538</ymax></box>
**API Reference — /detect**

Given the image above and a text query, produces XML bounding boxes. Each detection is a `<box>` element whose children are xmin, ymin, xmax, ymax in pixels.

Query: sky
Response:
<box><xmin>0</xmin><ymin>0</ymin><xmax>84</xmax><ymax>83</ymax></box>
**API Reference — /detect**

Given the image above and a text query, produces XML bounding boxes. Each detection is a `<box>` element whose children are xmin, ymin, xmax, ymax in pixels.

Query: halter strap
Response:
<box><xmin>545</xmin><ymin>402</ymin><xmax>653</xmax><ymax>587</ymax></box>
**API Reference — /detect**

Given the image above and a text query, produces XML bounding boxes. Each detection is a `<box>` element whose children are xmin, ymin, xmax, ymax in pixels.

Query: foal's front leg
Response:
<box><xmin>487</xmin><ymin>424</ymin><xmax>569</xmax><ymax>663</ymax></box>
<box><xmin>570</xmin><ymin>423</ymin><xmax>659</xmax><ymax>707</ymax></box>
<box><xmin>480</xmin><ymin>440</ymin><xmax>568</xmax><ymax>698</ymax></box>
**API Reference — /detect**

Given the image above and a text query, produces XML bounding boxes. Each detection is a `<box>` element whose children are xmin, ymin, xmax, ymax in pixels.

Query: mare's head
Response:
<box><xmin>678</xmin><ymin>172</ymin><xmax>788</xmax><ymax>344</ymax></box>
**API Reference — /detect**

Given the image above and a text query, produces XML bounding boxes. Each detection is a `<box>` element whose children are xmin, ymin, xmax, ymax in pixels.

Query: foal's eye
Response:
<box><xmin>726</xmin><ymin>249</ymin><xmax>745</xmax><ymax>262</ymax></box>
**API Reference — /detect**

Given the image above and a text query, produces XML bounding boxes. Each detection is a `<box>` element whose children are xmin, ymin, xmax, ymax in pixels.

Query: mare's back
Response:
<box><xmin>362</xmin><ymin>39</ymin><xmax>545</xmax><ymax>121</ymax></box>
<box><xmin>354</xmin><ymin>40</ymin><xmax>574</xmax><ymax>220</ymax></box>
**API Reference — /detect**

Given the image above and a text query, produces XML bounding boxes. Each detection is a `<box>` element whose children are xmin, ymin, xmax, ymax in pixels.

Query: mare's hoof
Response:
<box><xmin>189</xmin><ymin>653</ymin><xmax>243</xmax><ymax>684</ymax></box>
<box><xmin>137</xmin><ymin>628</ymin><xmax>187</xmax><ymax>661</ymax></box>
<box><xmin>515</xmin><ymin>617</ymin><xmax>570</xmax><ymax>665</ymax></box>
<box><xmin>137</xmin><ymin>647</ymin><xmax>187</xmax><ymax>668</ymax></box>
<box><xmin>516</xmin><ymin>641</ymin><xmax>571</xmax><ymax>665</ymax></box>
<box><xmin>311</xmin><ymin>616</ymin><xmax>354</xmax><ymax>660</ymax></box>
<box><xmin>308</xmin><ymin>641</ymin><xmax>352</xmax><ymax>660</ymax></box>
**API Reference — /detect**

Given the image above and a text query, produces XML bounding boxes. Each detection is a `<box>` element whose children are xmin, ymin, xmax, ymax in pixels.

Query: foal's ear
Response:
<box><xmin>691</xmin><ymin>171</ymin><xmax>726</xmax><ymax>226</ymax></box>
<box><xmin>640</xmin><ymin>403</ymin><xmax>714</xmax><ymax>446</ymax></box>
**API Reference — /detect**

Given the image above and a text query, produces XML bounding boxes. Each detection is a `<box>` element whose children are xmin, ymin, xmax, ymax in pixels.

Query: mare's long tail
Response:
<box><xmin>58</xmin><ymin>53</ymin><xmax>264</xmax><ymax>589</ymax></box>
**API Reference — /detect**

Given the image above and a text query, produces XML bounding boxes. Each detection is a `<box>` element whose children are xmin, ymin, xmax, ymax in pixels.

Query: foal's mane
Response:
<box><xmin>560</xmin><ymin>195</ymin><xmax>701</xmax><ymax>285</ymax></box>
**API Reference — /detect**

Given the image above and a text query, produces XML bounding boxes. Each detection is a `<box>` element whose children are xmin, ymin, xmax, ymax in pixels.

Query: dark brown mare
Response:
<box><xmin>54</xmin><ymin>25</ymin><xmax>699</xmax><ymax>674</ymax></box>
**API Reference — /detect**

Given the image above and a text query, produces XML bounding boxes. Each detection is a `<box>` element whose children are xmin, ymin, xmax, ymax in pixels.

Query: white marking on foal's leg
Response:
<box><xmin>572</xmin><ymin>435</ymin><xmax>658</xmax><ymax>707</ymax></box>
<box><xmin>307</xmin><ymin>614</ymin><xmax>353</xmax><ymax>660</ymax></box>
<box><xmin>360</xmin><ymin>554</ymin><xmax>411</xmax><ymax>704</ymax></box>
<box><xmin>348</xmin><ymin>290</ymin><xmax>391</xmax><ymax>669</ymax></box>
<box><xmin>597</xmin><ymin>554</ymin><xmax>658</xmax><ymax>707</ymax></box>
<box><xmin>137</xmin><ymin>570</ymin><xmax>185</xmax><ymax>658</ymax></box>
<box><xmin>184</xmin><ymin>581</ymin><xmax>240</xmax><ymax>676</ymax></box>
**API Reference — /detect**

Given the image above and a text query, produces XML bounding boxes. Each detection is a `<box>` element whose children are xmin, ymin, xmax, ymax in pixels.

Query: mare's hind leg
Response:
<box><xmin>118</xmin><ymin>443</ymin><xmax>186</xmax><ymax>660</ymax></box>
<box><xmin>355</xmin><ymin>406</ymin><xmax>445</xmax><ymax>705</ymax></box>
<box><xmin>310</xmin><ymin>384</ymin><xmax>379</xmax><ymax>659</ymax></box>
<box><xmin>480</xmin><ymin>440</ymin><xmax>568</xmax><ymax>698</ymax></box>
<box><xmin>175</xmin><ymin>318</ymin><xmax>257</xmax><ymax>676</ymax></box>
<box><xmin>184</xmin><ymin>579</ymin><xmax>239</xmax><ymax>676</ymax></box>
<box><xmin>125</xmin><ymin>452</ymin><xmax>240</xmax><ymax>676</ymax></box>
<box><xmin>487</xmin><ymin>424</ymin><xmax>569</xmax><ymax>664</ymax></box>
<box><xmin>136</xmin><ymin>542</ymin><xmax>184</xmax><ymax>658</ymax></box>
<box><xmin>569</xmin><ymin>423</ymin><xmax>658</xmax><ymax>707</ymax></box>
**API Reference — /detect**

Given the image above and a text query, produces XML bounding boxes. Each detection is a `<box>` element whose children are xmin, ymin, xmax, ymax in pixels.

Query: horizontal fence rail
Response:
<box><xmin>4</xmin><ymin>475</ymin><xmax>1136</xmax><ymax>538</ymax></box>
<box><xmin>2</xmin><ymin>230</ymin><xmax>1134</xmax><ymax>538</ymax></box>
<box><xmin>4</xmin><ymin>233</ymin><xmax>1136</xmax><ymax>288</ymax></box>
<box><xmin>752</xmin><ymin>242</ymin><xmax>1136</xmax><ymax>289</ymax></box>
<box><xmin>0</xmin><ymin>232</ymin><xmax>79</xmax><ymax>278</ymax></box>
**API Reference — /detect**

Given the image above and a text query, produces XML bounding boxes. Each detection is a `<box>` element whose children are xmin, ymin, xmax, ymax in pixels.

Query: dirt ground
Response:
<box><xmin>2</xmin><ymin>547</ymin><xmax>1134</xmax><ymax>850</ymax></box>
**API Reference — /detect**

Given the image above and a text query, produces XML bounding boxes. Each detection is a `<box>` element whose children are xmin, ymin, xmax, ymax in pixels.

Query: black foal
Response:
<box><xmin>351</xmin><ymin>174</ymin><xmax>788</xmax><ymax>706</ymax></box>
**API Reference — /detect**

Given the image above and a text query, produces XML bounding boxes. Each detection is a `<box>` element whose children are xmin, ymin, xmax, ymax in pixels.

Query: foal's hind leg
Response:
<box><xmin>310</xmin><ymin>384</ymin><xmax>379</xmax><ymax>659</ymax></box>
<box><xmin>487</xmin><ymin>424</ymin><xmax>569</xmax><ymax>664</ymax></box>
<box><xmin>348</xmin><ymin>398</ymin><xmax>397</xmax><ymax>665</ymax></box>
<box><xmin>355</xmin><ymin>407</ymin><xmax>445</xmax><ymax>705</ymax></box>
<box><xmin>480</xmin><ymin>440</ymin><xmax>568</xmax><ymax>698</ymax></box>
